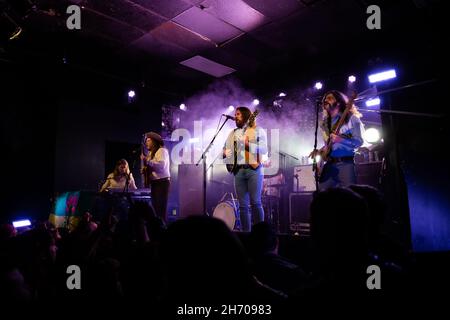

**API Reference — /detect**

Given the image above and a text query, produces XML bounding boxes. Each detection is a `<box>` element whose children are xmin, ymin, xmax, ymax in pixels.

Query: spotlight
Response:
<box><xmin>278</xmin><ymin>92</ymin><xmax>287</xmax><ymax>97</ymax></box>
<box><xmin>348</xmin><ymin>75</ymin><xmax>356</xmax><ymax>83</ymax></box>
<box><xmin>252</xmin><ymin>99</ymin><xmax>260</xmax><ymax>106</ymax></box>
<box><xmin>12</xmin><ymin>219</ymin><xmax>31</xmax><ymax>228</ymax></box>
<box><xmin>228</xmin><ymin>105</ymin><xmax>235</xmax><ymax>112</ymax></box>
<box><xmin>273</xmin><ymin>100</ymin><xmax>282</xmax><ymax>108</ymax></box>
<box><xmin>366</xmin><ymin>97</ymin><xmax>380</xmax><ymax>107</ymax></box>
<box><xmin>368</xmin><ymin>69</ymin><xmax>397</xmax><ymax>83</ymax></box>
<box><xmin>161</xmin><ymin>121</ymin><xmax>165</xmax><ymax>127</ymax></box>
<box><xmin>128</xmin><ymin>90</ymin><xmax>136</xmax><ymax>98</ymax></box>
<box><xmin>314</xmin><ymin>82</ymin><xmax>323</xmax><ymax>90</ymax></box>
<box><xmin>179</xmin><ymin>103</ymin><xmax>186</xmax><ymax>111</ymax></box>
<box><xmin>364</xmin><ymin>128</ymin><xmax>381</xmax><ymax>143</ymax></box>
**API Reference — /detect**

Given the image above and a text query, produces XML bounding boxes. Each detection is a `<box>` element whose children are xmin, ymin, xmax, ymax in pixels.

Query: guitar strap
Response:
<box><xmin>233</xmin><ymin>128</ymin><xmax>238</xmax><ymax>168</ymax></box>
<box><xmin>330</xmin><ymin>115</ymin><xmax>341</xmax><ymax>133</ymax></box>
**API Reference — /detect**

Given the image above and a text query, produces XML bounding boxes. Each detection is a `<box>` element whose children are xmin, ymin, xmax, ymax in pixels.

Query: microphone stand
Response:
<box><xmin>196</xmin><ymin>116</ymin><xmax>231</xmax><ymax>215</ymax></box>
<box><xmin>312</xmin><ymin>99</ymin><xmax>321</xmax><ymax>192</ymax></box>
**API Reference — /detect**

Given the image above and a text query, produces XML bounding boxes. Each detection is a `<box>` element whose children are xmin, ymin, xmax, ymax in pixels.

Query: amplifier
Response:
<box><xmin>293</xmin><ymin>165</ymin><xmax>316</xmax><ymax>192</ymax></box>
<box><xmin>289</xmin><ymin>192</ymin><xmax>313</xmax><ymax>235</ymax></box>
<box><xmin>355</xmin><ymin>161</ymin><xmax>382</xmax><ymax>188</ymax></box>
<box><xmin>178</xmin><ymin>164</ymin><xmax>204</xmax><ymax>217</ymax></box>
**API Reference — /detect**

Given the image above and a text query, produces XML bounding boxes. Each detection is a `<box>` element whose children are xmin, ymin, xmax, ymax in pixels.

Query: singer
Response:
<box><xmin>223</xmin><ymin>106</ymin><xmax>267</xmax><ymax>232</ymax></box>
<box><xmin>100</xmin><ymin>159</ymin><xmax>137</xmax><ymax>192</ymax></box>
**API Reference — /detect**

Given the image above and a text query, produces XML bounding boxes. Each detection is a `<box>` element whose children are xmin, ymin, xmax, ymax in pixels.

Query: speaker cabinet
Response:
<box><xmin>293</xmin><ymin>165</ymin><xmax>316</xmax><ymax>192</ymax></box>
<box><xmin>178</xmin><ymin>164</ymin><xmax>204</xmax><ymax>218</ymax></box>
<box><xmin>289</xmin><ymin>192</ymin><xmax>313</xmax><ymax>234</ymax></box>
<box><xmin>355</xmin><ymin>161</ymin><xmax>382</xmax><ymax>189</ymax></box>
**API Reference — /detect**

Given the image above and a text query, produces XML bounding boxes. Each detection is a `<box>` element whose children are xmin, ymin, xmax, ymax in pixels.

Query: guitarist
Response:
<box><xmin>223</xmin><ymin>106</ymin><xmax>268</xmax><ymax>232</ymax></box>
<box><xmin>140</xmin><ymin>132</ymin><xmax>171</xmax><ymax>223</ymax></box>
<box><xmin>310</xmin><ymin>90</ymin><xmax>365</xmax><ymax>190</ymax></box>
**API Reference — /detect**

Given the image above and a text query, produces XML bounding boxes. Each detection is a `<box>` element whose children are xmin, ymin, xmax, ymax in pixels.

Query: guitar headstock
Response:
<box><xmin>248</xmin><ymin>109</ymin><xmax>259</xmax><ymax>127</ymax></box>
<box><xmin>348</xmin><ymin>91</ymin><xmax>357</xmax><ymax>106</ymax></box>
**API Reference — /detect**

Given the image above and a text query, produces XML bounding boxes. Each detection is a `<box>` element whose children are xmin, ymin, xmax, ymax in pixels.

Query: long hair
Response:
<box><xmin>113</xmin><ymin>159</ymin><xmax>130</xmax><ymax>178</ymax></box>
<box><xmin>149</xmin><ymin>138</ymin><xmax>163</xmax><ymax>160</ymax></box>
<box><xmin>321</xmin><ymin>90</ymin><xmax>362</xmax><ymax>132</ymax></box>
<box><xmin>236</xmin><ymin>106</ymin><xmax>255</xmax><ymax>127</ymax></box>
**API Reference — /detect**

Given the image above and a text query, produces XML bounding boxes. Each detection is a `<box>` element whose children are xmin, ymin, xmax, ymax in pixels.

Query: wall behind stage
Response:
<box><xmin>54</xmin><ymin>100</ymin><xmax>160</xmax><ymax>192</ymax></box>
<box><xmin>2</xmin><ymin>62</ymin><xmax>57</xmax><ymax>223</ymax></box>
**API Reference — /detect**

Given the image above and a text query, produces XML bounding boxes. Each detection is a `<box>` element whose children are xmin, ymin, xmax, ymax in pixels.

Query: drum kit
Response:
<box><xmin>212</xmin><ymin>192</ymin><xmax>240</xmax><ymax>230</ymax></box>
<box><xmin>211</xmin><ymin>183</ymin><xmax>286</xmax><ymax>232</ymax></box>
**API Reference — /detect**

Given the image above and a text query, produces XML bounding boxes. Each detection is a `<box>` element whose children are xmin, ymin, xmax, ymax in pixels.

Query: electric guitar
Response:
<box><xmin>140</xmin><ymin>138</ymin><xmax>151</xmax><ymax>188</ymax></box>
<box><xmin>226</xmin><ymin>110</ymin><xmax>259</xmax><ymax>174</ymax></box>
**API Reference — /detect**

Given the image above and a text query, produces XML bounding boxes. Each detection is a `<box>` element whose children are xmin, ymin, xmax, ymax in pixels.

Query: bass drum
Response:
<box><xmin>212</xmin><ymin>200</ymin><xmax>240</xmax><ymax>231</ymax></box>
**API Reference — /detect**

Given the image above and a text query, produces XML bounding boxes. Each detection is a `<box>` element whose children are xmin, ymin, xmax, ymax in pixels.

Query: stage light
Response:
<box><xmin>228</xmin><ymin>105</ymin><xmax>235</xmax><ymax>112</ymax></box>
<box><xmin>161</xmin><ymin>121</ymin><xmax>165</xmax><ymax>127</ymax></box>
<box><xmin>12</xmin><ymin>219</ymin><xmax>31</xmax><ymax>228</ymax></box>
<box><xmin>348</xmin><ymin>75</ymin><xmax>356</xmax><ymax>83</ymax></box>
<box><xmin>279</xmin><ymin>92</ymin><xmax>287</xmax><ymax>97</ymax></box>
<box><xmin>364</xmin><ymin>128</ymin><xmax>381</xmax><ymax>143</ymax></box>
<box><xmin>179</xmin><ymin>103</ymin><xmax>186</xmax><ymax>111</ymax></box>
<box><xmin>252</xmin><ymin>99</ymin><xmax>260</xmax><ymax>106</ymax></box>
<box><xmin>368</xmin><ymin>69</ymin><xmax>397</xmax><ymax>83</ymax></box>
<box><xmin>128</xmin><ymin>90</ymin><xmax>136</xmax><ymax>98</ymax></box>
<box><xmin>176</xmin><ymin>117</ymin><xmax>180</xmax><ymax>123</ymax></box>
<box><xmin>366</xmin><ymin>97</ymin><xmax>380</xmax><ymax>107</ymax></box>
<box><xmin>315</xmin><ymin>155</ymin><xmax>321</xmax><ymax>162</ymax></box>
<box><xmin>314</xmin><ymin>82</ymin><xmax>323</xmax><ymax>90</ymax></box>
<box><xmin>189</xmin><ymin>137</ymin><xmax>200</xmax><ymax>143</ymax></box>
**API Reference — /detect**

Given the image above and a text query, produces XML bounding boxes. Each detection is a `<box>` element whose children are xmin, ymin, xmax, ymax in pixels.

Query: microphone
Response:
<box><xmin>222</xmin><ymin>114</ymin><xmax>235</xmax><ymax>120</ymax></box>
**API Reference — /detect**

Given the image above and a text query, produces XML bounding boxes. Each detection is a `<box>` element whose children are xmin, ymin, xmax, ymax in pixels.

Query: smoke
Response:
<box><xmin>167</xmin><ymin>77</ymin><xmax>321</xmax><ymax>174</ymax></box>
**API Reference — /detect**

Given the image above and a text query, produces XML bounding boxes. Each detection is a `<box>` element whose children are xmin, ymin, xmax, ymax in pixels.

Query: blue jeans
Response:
<box><xmin>234</xmin><ymin>166</ymin><xmax>264</xmax><ymax>232</ymax></box>
<box><xmin>319</xmin><ymin>161</ymin><xmax>356</xmax><ymax>190</ymax></box>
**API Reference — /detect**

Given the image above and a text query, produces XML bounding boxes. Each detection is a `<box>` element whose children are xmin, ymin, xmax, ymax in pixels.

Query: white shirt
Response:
<box><xmin>100</xmin><ymin>173</ymin><xmax>137</xmax><ymax>192</ymax></box>
<box><xmin>144</xmin><ymin>147</ymin><xmax>170</xmax><ymax>181</ymax></box>
<box><xmin>224</xmin><ymin>126</ymin><xmax>268</xmax><ymax>165</ymax></box>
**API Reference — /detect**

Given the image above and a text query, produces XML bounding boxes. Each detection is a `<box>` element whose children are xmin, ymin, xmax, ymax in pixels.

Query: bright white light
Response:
<box><xmin>279</xmin><ymin>92</ymin><xmax>287</xmax><ymax>97</ymax></box>
<box><xmin>314</xmin><ymin>82</ymin><xmax>323</xmax><ymax>90</ymax></box>
<box><xmin>189</xmin><ymin>137</ymin><xmax>199</xmax><ymax>143</ymax></box>
<box><xmin>348</xmin><ymin>75</ymin><xmax>356</xmax><ymax>83</ymax></box>
<box><xmin>12</xmin><ymin>219</ymin><xmax>31</xmax><ymax>228</ymax></box>
<box><xmin>228</xmin><ymin>105</ymin><xmax>235</xmax><ymax>111</ymax></box>
<box><xmin>366</xmin><ymin>97</ymin><xmax>380</xmax><ymax>107</ymax></box>
<box><xmin>252</xmin><ymin>99</ymin><xmax>260</xmax><ymax>106</ymax></box>
<box><xmin>364</xmin><ymin>128</ymin><xmax>381</xmax><ymax>143</ymax></box>
<box><xmin>128</xmin><ymin>90</ymin><xmax>135</xmax><ymax>98</ymax></box>
<box><xmin>315</xmin><ymin>155</ymin><xmax>321</xmax><ymax>163</ymax></box>
<box><xmin>161</xmin><ymin>122</ymin><xmax>165</xmax><ymax>127</ymax></box>
<box><xmin>179</xmin><ymin>103</ymin><xmax>186</xmax><ymax>111</ymax></box>
<box><xmin>368</xmin><ymin>69</ymin><xmax>397</xmax><ymax>83</ymax></box>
